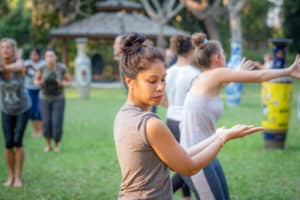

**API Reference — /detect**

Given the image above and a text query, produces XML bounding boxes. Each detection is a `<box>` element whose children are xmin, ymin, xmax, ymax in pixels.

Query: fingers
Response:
<box><xmin>293</xmin><ymin>54</ymin><xmax>300</xmax><ymax>65</ymax></box>
<box><xmin>240</xmin><ymin>126</ymin><xmax>264</xmax><ymax>136</ymax></box>
<box><xmin>240</xmin><ymin>59</ymin><xmax>256</xmax><ymax>71</ymax></box>
<box><xmin>240</xmin><ymin>57</ymin><xmax>246</xmax><ymax>65</ymax></box>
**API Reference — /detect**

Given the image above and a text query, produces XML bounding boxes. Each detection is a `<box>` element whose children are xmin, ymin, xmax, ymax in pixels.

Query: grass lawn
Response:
<box><xmin>0</xmin><ymin>81</ymin><xmax>300</xmax><ymax>200</ymax></box>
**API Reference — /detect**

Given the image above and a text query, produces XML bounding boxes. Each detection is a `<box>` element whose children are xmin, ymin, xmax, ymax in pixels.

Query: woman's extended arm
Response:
<box><xmin>146</xmin><ymin>117</ymin><xmax>262</xmax><ymax>176</ymax></box>
<box><xmin>217</xmin><ymin>55</ymin><xmax>300</xmax><ymax>84</ymax></box>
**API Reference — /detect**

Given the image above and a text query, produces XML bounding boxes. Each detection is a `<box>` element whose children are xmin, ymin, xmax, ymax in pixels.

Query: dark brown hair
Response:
<box><xmin>192</xmin><ymin>33</ymin><xmax>222</xmax><ymax>70</ymax></box>
<box><xmin>119</xmin><ymin>33</ymin><xmax>164</xmax><ymax>79</ymax></box>
<box><xmin>170</xmin><ymin>34</ymin><xmax>193</xmax><ymax>56</ymax></box>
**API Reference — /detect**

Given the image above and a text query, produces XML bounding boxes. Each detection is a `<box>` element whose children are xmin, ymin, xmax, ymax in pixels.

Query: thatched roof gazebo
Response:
<box><xmin>51</xmin><ymin>12</ymin><xmax>187</xmax><ymax>40</ymax></box>
<box><xmin>94</xmin><ymin>0</ymin><xmax>143</xmax><ymax>12</ymax></box>
<box><xmin>50</xmin><ymin>0</ymin><xmax>187</xmax><ymax>64</ymax></box>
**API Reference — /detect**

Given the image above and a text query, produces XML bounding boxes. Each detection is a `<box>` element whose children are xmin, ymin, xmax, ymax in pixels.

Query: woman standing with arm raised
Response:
<box><xmin>180</xmin><ymin>33</ymin><xmax>300</xmax><ymax>200</ymax></box>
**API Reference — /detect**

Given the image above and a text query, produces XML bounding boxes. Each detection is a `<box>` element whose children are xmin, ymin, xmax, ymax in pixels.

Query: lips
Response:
<box><xmin>152</xmin><ymin>95</ymin><xmax>163</xmax><ymax>101</ymax></box>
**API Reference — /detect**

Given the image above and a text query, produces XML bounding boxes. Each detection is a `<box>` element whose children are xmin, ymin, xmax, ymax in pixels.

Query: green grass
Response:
<box><xmin>0</xmin><ymin>82</ymin><xmax>300</xmax><ymax>200</ymax></box>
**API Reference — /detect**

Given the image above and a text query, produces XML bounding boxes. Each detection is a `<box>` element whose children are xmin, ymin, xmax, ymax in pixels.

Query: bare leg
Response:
<box><xmin>44</xmin><ymin>138</ymin><xmax>52</xmax><ymax>152</ymax></box>
<box><xmin>53</xmin><ymin>141</ymin><xmax>60</xmax><ymax>153</ymax></box>
<box><xmin>3</xmin><ymin>149</ymin><xmax>15</xmax><ymax>186</ymax></box>
<box><xmin>14</xmin><ymin>147</ymin><xmax>24</xmax><ymax>187</ymax></box>
<box><xmin>32</xmin><ymin>120</ymin><xmax>43</xmax><ymax>137</ymax></box>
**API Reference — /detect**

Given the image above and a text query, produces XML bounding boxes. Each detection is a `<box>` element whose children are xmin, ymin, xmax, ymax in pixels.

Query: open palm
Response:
<box><xmin>217</xmin><ymin>125</ymin><xmax>264</xmax><ymax>141</ymax></box>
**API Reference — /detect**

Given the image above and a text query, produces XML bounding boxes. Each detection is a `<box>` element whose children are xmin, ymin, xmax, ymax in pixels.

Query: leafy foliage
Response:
<box><xmin>283</xmin><ymin>0</ymin><xmax>300</xmax><ymax>52</ymax></box>
<box><xmin>0</xmin><ymin>0</ymin><xmax>31</xmax><ymax>46</ymax></box>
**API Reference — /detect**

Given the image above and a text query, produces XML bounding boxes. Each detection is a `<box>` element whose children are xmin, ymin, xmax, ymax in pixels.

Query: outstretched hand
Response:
<box><xmin>239</xmin><ymin>58</ymin><xmax>256</xmax><ymax>71</ymax></box>
<box><xmin>289</xmin><ymin>54</ymin><xmax>300</xmax><ymax>79</ymax></box>
<box><xmin>216</xmin><ymin>125</ymin><xmax>264</xmax><ymax>143</ymax></box>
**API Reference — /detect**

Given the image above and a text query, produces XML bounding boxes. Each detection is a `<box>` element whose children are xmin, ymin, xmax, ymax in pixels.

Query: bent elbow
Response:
<box><xmin>180</xmin><ymin>168</ymin><xmax>199</xmax><ymax>176</ymax></box>
<box><xmin>180</xmin><ymin>163</ymin><xmax>202</xmax><ymax>176</ymax></box>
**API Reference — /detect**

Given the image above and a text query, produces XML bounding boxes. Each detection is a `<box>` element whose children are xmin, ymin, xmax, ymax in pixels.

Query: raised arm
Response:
<box><xmin>4</xmin><ymin>59</ymin><xmax>25</xmax><ymax>72</ymax></box>
<box><xmin>146</xmin><ymin>117</ymin><xmax>262</xmax><ymax>176</ymax></box>
<box><xmin>217</xmin><ymin>55</ymin><xmax>300</xmax><ymax>84</ymax></box>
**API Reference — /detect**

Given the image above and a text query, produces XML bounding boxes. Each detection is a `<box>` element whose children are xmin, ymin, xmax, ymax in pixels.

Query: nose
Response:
<box><xmin>156</xmin><ymin>81</ymin><xmax>165</xmax><ymax>92</ymax></box>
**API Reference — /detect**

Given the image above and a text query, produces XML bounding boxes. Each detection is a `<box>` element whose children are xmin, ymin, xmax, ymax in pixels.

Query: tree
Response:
<box><xmin>226</xmin><ymin>0</ymin><xmax>248</xmax><ymax>45</ymax></box>
<box><xmin>180</xmin><ymin>0</ymin><xmax>226</xmax><ymax>40</ymax></box>
<box><xmin>0</xmin><ymin>0</ymin><xmax>10</xmax><ymax>18</ymax></box>
<box><xmin>0</xmin><ymin>0</ymin><xmax>31</xmax><ymax>46</ymax></box>
<box><xmin>241</xmin><ymin>0</ymin><xmax>271</xmax><ymax>52</ymax></box>
<box><xmin>141</xmin><ymin>0</ymin><xmax>184</xmax><ymax>47</ymax></box>
<box><xmin>30</xmin><ymin>0</ymin><xmax>99</xmax><ymax>46</ymax></box>
<box><xmin>283</xmin><ymin>0</ymin><xmax>300</xmax><ymax>52</ymax></box>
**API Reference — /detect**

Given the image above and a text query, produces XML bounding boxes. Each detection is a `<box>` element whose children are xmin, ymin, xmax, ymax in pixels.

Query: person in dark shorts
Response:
<box><xmin>0</xmin><ymin>38</ymin><xmax>31</xmax><ymax>187</ymax></box>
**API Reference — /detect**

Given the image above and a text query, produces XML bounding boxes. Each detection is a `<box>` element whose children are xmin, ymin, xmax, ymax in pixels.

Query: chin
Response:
<box><xmin>150</xmin><ymin>100</ymin><xmax>161</xmax><ymax>106</ymax></box>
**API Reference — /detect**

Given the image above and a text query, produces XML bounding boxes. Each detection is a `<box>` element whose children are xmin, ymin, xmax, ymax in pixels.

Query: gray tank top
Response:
<box><xmin>180</xmin><ymin>92</ymin><xmax>224</xmax><ymax>149</ymax></box>
<box><xmin>0</xmin><ymin>72</ymin><xmax>31</xmax><ymax>115</ymax></box>
<box><xmin>114</xmin><ymin>104</ymin><xmax>172</xmax><ymax>200</ymax></box>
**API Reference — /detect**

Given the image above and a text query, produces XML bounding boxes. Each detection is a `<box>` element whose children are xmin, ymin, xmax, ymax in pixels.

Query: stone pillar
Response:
<box><xmin>75</xmin><ymin>38</ymin><xmax>91</xmax><ymax>99</ymax></box>
<box><xmin>225</xmin><ymin>40</ymin><xmax>243</xmax><ymax>106</ymax></box>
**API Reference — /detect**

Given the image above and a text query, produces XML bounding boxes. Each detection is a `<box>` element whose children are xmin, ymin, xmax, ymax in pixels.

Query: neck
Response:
<box><xmin>48</xmin><ymin>62</ymin><xmax>56</xmax><ymax>69</ymax></box>
<box><xmin>127</xmin><ymin>96</ymin><xmax>150</xmax><ymax>112</ymax></box>
<box><xmin>175</xmin><ymin>56</ymin><xmax>191</xmax><ymax>67</ymax></box>
<box><xmin>202</xmin><ymin>65</ymin><xmax>218</xmax><ymax>73</ymax></box>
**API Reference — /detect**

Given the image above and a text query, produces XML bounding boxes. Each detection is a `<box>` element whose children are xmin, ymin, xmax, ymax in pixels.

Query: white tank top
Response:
<box><xmin>166</xmin><ymin>65</ymin><xmax>200</xmax><ymax>121</ymax></box>
<box><xmin>180</xmin><ymin>92</ymin><xmax>224</xmax><ymax>148</ymax></box>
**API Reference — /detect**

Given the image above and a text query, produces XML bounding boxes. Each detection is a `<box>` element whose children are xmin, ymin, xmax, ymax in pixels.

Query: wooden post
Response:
<box><xmin>61</xmin><ymin>38</ymin><xmax>68</xmax><ymax>65</ymax></box>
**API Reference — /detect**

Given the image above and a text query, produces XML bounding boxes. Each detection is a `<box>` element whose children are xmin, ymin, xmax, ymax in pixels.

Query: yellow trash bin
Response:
<box><xmin>261</xmin><ymin>78</ymin><xmax>292</xmax><ymax>149</ymax></box>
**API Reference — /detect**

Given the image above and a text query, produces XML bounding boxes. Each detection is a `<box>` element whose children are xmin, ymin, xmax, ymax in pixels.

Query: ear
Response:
<box><xmin>124</xmin><ymin>76</ymin><xmax>134</xmax><ymax>90</ymax></box>
<box><xmin>211</xmin><ymin>54</ymin><xmax>219</xmax><ymax>65</ymax></box>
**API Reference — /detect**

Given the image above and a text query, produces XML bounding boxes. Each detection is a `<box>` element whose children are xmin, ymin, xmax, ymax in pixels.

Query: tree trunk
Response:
<box><xmin>157</xmin><ymin>22</ymin><xmax>166</xmax><ymax>48</ymax></box>
<box><xmin>203</xmin><ymin>18</ymin><xmax>220</xmax><ymax>40</ymax></box>
<box><xmin>229</xmin><ymin>12</ymin><xmax>242</xmax><ymax>43</ymax></box>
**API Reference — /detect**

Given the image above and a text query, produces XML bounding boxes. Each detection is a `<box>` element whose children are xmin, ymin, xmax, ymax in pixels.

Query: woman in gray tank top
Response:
<box><xmin>113</xmin><ymin>33</ymin><xmax>262</xmax><ymax>200</ymax></box>
<box><xmin>180</xmin><ymin>33</ymin><xmax>300</xmax><ymax>200</ymax></box>
<box><xmin>34</xmin><ymin>48</ymin><xmax>72</xmax><ymax>153</ymax></box>
<box><xmin>0</xmin><ymin>38</ymin><xmax>31</xmax><ymax>187</ymax></box>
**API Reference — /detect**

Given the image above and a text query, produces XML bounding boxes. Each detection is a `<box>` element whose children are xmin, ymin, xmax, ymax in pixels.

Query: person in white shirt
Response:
<box><xmin>165</xmin><ymin>34</ymin><xmax>200</xmax><ymax>200</ymax></box>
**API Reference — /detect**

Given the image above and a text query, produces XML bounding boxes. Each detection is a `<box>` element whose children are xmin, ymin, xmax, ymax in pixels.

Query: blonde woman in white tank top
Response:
<box><xmin>180</xmin><ymin>33</ymin><xmax>300</xmax><ymax>200</ymax></box>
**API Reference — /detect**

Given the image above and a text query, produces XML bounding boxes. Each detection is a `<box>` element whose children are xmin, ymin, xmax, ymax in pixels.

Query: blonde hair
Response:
<box><xmin>192</xmin><ymin>33</ymin><xmax>222</xmax><ymax>70</ymax></box>
<box><xmin>0</xmin><ymin>38</ymin><xmax>18</xmax><ymax>61</ymax></box>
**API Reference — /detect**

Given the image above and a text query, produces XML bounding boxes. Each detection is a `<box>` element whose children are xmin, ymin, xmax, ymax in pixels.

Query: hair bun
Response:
<box><xmin>192</xmin><ymin>33</ymin><xmax>207</xmax><ymax>49</ymax></box>
<box><xmin>121</xmin><ymin>33</ymin><xmax>146</xmax><ymax>55</ymax></box>
<box><xmin>170</xmin><ymin>34</ymin><xmax>192</xmax><ymax>56</ymax></box>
